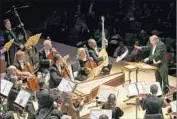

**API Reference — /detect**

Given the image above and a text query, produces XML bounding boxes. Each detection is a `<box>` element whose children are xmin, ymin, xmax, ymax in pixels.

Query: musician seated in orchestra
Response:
<box><xmin>36</xmin><ymin>81</ymin><xmax>62</xmax><ymax>119</ymax></box>
<box><xmin>166</xmin><ymin>90</ymin><xmax>177</xmax><ymax>118</ymax></box>
<box><xmin>88</xmin><ymin>39</ymin><xmax>112</xmax><ymax>74</ymax></box>
<box><xmin>139</xmin><ymin>84</ymin><xmax>168</xmax><ymax>115</ymax></box>
<box><xmin>127</xmin><ymin>41</ymin><xmax>144</xmax><ymax>61</ymax></box>
<box><xmin>102</xmin><ymin>94</ymin><xmax>124</xmax><ymax>119</ymax></box>
<box><xmin>75</xmin><ymin>48</ymin><xmax>92</xmax><ymax>81</ymax></box>
<box><xmin>61</xmin><ymin>92</ymin><xmax>84</xmax><ymax>119</ymax></box>
<box><xmin>113</xmin><ymin>40</ymin><xmax>129</xmax><ymax>61</ymax></box>
<box><xmin>13</xmin><ymin>50</ymin><xmax>29</xmax><ymax>71</ymax></box>
<box><xmin>49</xmin><ymin>53</ymin><xmax>65</xmax><ymax>89</ymax></box>
<box><xmin>0</xmin><ymin>111</ymin><xmax>14</xmax><ymax>119</ymax></box>
<box><xmin>4</xmin><ymin>66</ymin><xmax>34</xmax><ymax>116</ymax></box>
<box><xmin>38</xmin><ymin>39</ymin><xmax>57</xmax><ymax>73</ymax></box>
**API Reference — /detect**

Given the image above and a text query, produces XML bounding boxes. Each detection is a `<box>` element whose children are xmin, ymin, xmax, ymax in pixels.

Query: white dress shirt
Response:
<box><xmin>45</xmin><ymin>49</ymin><xmax>50</xmax><ymax>57</ymax></box>
<box><xmin>19</xmin><ymin>60</ymin><xmax>25</xmax><ymax>69</ymax></box>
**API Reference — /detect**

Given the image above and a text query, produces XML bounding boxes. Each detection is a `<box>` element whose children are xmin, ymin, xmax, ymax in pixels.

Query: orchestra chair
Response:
<box><xmin>144</xmin><ymin>114</ymin><xmax>164</xmax><ymax>119</ymax></box>
<box><xmin>71</xmin><ymin>63</ymin><xmax>79</xmax><ymax>78</ymax></box>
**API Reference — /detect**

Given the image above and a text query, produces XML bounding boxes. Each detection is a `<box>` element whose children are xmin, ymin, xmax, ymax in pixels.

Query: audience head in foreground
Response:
<box><xmin>99</xmin><ymin>114</ymin><xmax>109</xmax><ymax>119</ymax></box>
<box><xmin>150</xmin><ymin>84</ymin><xmax>158</xmax><ymax>95</ymax></box>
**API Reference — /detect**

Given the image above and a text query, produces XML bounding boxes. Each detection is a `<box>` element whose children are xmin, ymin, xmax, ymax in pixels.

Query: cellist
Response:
<box><xmin>75</xmin><ymin>48</ymin><xmax>93</xmax><ymax>81</ymax></box>
<box><xmin>38</xmin><ymin>39</ymin><xmax>57</xmax><ymax>73</ymax></box>
<box><xmin>49</xmin><ymin>53</ymin><xmax>71</xmax><ymax>88</ymax></box>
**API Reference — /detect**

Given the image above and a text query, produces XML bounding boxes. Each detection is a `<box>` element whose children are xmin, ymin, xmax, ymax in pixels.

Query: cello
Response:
<box><xmin>60</xmin><ymin>55</ymin><xmax>73</xmax><ymax>80</ymax></box>
<box><xmin>23</xmin><ymin>61</ymin><xmax>39</xmax><ymax>92</ymax></box>
<box><xmin>83</xmin><ymin>45</ymin><xmax>98</xmax><ymax>69</ymax></box>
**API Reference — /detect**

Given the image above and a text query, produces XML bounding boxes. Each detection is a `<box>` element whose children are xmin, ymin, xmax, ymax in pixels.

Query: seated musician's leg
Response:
<box><xmin>75</xmin><ymin>74</ymin><xmax>87</xmax><ymax>81</ymax></box>
<box><xmin>102</xmin><ymin>64</ymin><xmax>112</xmax><ymax>74</ymax></box>
<box><xmin>7</xmin><ymin>89</ymin><xmax>19</xmax><ymax>111</ymax></box>
<box><xmin>26</xmin><ymin>101</ymin><xmax>36</xmax><ymax>119</ymax></box>
<box><xmin>1</xmin><ymin>111</ymin><xmax>14</xmax><ymax>119</ymax></box>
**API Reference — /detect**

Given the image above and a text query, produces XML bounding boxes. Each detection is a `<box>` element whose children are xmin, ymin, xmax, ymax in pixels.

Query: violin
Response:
<box><xmin>47</xmin><ymin>48</ymin><xmax>57</xmax><ymax>60</ymax></box>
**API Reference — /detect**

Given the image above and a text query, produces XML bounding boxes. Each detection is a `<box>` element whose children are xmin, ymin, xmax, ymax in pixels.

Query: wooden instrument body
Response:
<box><xmin>27</xmin><ymin>76</ymin><xmax>39</xmax><ymax>92</ymax></box>
<box><xmin>23</xmin><ymin>63</ymin><xmax>39</xmax><ymax>92</ymax></box>
<box><xmin>47</xmin><ymin>52</ymin><xmax>55</xmax><ymax>60</ymax></box>
<box><xmin>84</xmin><ymin>60</ymin><xmax>98</xmax><ymax>69</ymax></box>
<box><xmin>47</xmin><ymin>48</ymin><xmax>58</xmax><ymax>60</ymax></box>
<box><xmin>60</xmin><ymin>67</ymin><xmax>71</xmax><ymax>79</ymax></box>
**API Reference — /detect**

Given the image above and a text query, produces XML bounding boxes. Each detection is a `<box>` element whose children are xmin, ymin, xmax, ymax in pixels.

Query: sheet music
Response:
<box><xmin>137</xmin><ymin>63</ymin><xmax>153</xmax><ymax>69</ymax></box>
<box><xmin>143</xmin><ymin>82</ymin><xmax>162</xmax><ymax>96</ymax></box>
<box><xmin>0</xmin><ymin>79</ymin><xmax>13</xmax><ymax>97</ymax></box>
<box><xmin>170</xmin><ymin>101</ymin><xmax>177</xmax><ymax>112</ymax></box>
<box><xmin>125</xmin><ymin>83</ymin><xmax>138</xmax><ymax>97</ymax></box>
<box><xmin>136</xmin><ymin>82</ymin><xmax>146</xmax><ymax>94</ymax></box>
<box><xmin>116</xmin><ymin>50</ymin><xmax>129</xmax><ymax>62</ymax></box>
<box><xmin>14</xmin><ymin>90</ymin><xmax>31</xmax><ymax>108</ymax></box>
<box><xmin>57</xmin><ymin>78</ymin><xmax>76</xmax><ymax>92</ymax></box>
<box><xmin>90</xmin><ymin>109</ymin><xmax>112</xmax><ymax>119</ymax></box>
<box><xmin>97</xmin><ymin>85</ymin><xmax>118</xmax><ymax>102</ymax></box>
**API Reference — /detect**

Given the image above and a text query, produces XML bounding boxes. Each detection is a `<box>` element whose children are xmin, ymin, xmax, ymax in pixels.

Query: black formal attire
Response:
<box><xmin>13</xmin><ymin>60</ymin><xmax>28</xmax><ymax>71</ymax></box>
<box><xmin>3</xmin><ymin>74</ymin><xmax>35</xmax><ymax>119</ymax></box>
<box><xmin>140</xmin><ymin>95</ymin><xmax>164</xmax><ymax>114</ymax></box>
<box><xmin>49</xmin><ymin>64</ymin><xmax>63</xmax><ymax>89</ymax></box>
<box><xmin>3</xmin><ymin>28</ymin><xmax>21</xmax><ymax>66</ymax></box>
<box><xmin>75</xmin><ymin>59</ymin><xmax>89</xmax><ymax>81</ymax></box>
<box><xmin>36</xmin><ymin>89</ymin><xmax>62</xmax><ymax>119</ymax></box>
<box><xmin>102</xmin><ymin>102</ymin><xmax>124</xmax><ymax>119</ymax></box>
<box><xmin>0</xmin><ymin>111</ymin><xmax>14</xmax><ymax>119</ymax></box>
<box><xmin>4</xmin><ymin>74</ymin><xmax>20</xmax><ymax>111</ymax></box>
<box><xmin>38</xmin><ymin>48</ymin><xmax>50</xmax><ymax>73</ymax></box>
<box><xmin>88</xmin><ymin>47</ymin><xmax>112</xmax><ymax>74</ymax></box>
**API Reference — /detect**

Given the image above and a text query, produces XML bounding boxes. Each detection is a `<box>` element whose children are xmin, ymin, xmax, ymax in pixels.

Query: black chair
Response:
<box><xmin>144</xmin><ymin>114</ymin><xmax>164</xmax><ymax>119</ymax></box>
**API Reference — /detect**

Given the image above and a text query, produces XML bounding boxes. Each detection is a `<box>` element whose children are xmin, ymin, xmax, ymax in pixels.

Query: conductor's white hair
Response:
<box><xmin>150</xmin><ymin>35</ymin><xmax>160</xmax><ymax>41</ymax></box>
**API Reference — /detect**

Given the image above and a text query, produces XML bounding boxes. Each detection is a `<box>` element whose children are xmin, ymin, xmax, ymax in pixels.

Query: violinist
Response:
<box><xmin>38</xmin><ymin>39</ymin><xmax>57</xmax><ymax>73</ymax></box>
<box><xmin>49</xmin><ymin>53</ymin><xmax>65</xmax><ymax>89</ymax></box>
<box><xmin>75</xmin><ymin>48</ymin><xmax>92</xmax><ymax>81</ymax></box>
<box><xmin>3</xmin><ymin>65</ymin><xmax>32</xmax><ymax>111</ymax></box>
<box><xmin>36</xmin><ymin>81</ymin><xmax>62</xmax><ymax>119</ymax></box>
<box><xmin>88</xmin><ymin>39</ymin><xmax>112</xmax><ymax>74</ymax></box>
<box><xmin>102</xmin><ymin>94</ymin><xmax>124</xmax><ymax>119</ymax></box>
<box><xmin>61</xmin><ymin>92</ymin><xmax>84</xmax><ymax>119</ymax></box>
<box><xmin>139</xmin><ymin>84</ymin><xmax>168</xmax><ymax>115</ymax></box>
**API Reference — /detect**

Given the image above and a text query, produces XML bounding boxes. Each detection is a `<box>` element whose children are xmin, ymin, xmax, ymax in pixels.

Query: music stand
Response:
<box><xmin>122</xmin><ymin>62</ymin><xmax>157</xmax><ymax>119</ymax></box>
